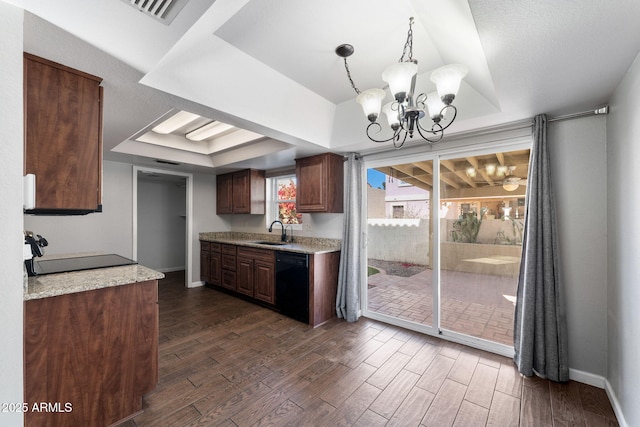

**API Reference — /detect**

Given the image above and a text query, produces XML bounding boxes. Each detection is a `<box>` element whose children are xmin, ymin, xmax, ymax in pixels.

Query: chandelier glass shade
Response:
<box><xmin>336</xmin><ymin>17</ymin><xmax>468</xmax><ymax>148</ymax></box>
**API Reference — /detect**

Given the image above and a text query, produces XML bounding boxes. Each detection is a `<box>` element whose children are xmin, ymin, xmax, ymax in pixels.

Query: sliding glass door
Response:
<box><xmin>439</xmin><ymin>149</ymin><xmax>529</xmax><ymax>346</ymax></box>
<box><xmin>364</xmin><ymin>145</ymin><xmax>530</xmax><ymax>352</ymax></box>
<box><xmin>365</xmin><ymin>160</ymin><xmax>435</xmax><ymax>328</ymax></box>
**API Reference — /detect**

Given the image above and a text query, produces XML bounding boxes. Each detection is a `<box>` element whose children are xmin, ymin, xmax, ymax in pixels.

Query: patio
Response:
<box><xmin>366</xmin><ymin>261</ymin><xmax>516</xmax><ymax>346</ymax></box>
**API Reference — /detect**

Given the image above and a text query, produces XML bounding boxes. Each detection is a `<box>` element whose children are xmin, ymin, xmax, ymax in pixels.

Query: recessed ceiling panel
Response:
<box><xmin>214</xmin><ymin>0</ymin><xmax>446</xmax><ymax>104</ymax></box>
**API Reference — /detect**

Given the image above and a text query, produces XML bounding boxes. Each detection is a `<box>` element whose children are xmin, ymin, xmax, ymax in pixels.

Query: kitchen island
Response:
<box><xmin>199</xmin><ymin>232</ymin><xmax>341</xmax><ymax>327</ymax></box>
<box><xmin>24</xmin><ymin>262</ymin><xmax>164</xmax><ymax>427</ymax></box>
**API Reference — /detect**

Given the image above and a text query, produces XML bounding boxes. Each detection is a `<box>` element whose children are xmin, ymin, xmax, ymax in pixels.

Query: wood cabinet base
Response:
<box><xmin>24</xmin><ymin>280</ymin><xmax>158</xmax><ymax>427</ymax></box>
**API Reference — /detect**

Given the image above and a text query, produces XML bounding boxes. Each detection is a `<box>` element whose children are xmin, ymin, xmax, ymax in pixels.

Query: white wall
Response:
<box><xmin>190</xmin><ymin>173</ymin><xmax>229</xmax><ymax>285</ymax></box>
<box><xmin>137</xmin><ymin>178</ymin><xmax>186</xmax><ymax>272</ymax></box>
<box><xmin>228</xmin><ymin>212</ymin><xmax>344</xmax><ymax>240</ymax></box>
<box><xmin>607</xmin><ymin>51</ymin><xmax>640</xmax><ymax>427</ymax></box>
<box><xmin>0</xmin><ymin>3</ymin><xmax>25</xmax><ymax>425</ymax></box>
<box><xmin>367</xmin><ymin>219</ymin><xmax>429</xmax><ymax>264</ymax></box>
<box><xmin>548</xmin><ymin>115</ymin><xmax>608</xmax><ymax>379</ymax></box>
<box><xmin>25</xmin><ymin>161</ymin><xmax>134</xmax><ymax>258</ymax></box>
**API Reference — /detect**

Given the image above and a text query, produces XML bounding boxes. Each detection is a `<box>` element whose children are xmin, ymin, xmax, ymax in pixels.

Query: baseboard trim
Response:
<box><xmin>568</xmin><ymin>370</ymin><xmax>627</xmax><ymax>427</ymax></box>
<box><xmin>189</xmin><ymin>280</ymin><xmax>205</xmax><ymax>288</ymax></box>
<box><xmin>604</xmin><ymin>379</ymin><xmax>629</xmax><ymax>427</ymax></box>
<box><xmin>568</xmin><ymin>368</ymin><xmax>605</xmax><ymax>388</ymax></box>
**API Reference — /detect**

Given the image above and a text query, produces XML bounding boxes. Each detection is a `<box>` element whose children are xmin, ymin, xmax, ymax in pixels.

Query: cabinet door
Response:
<box><xmin>209</xmin><ymin>252</ymin><xmax>221</xmax><ymax>286</ymax></box>
<box><xmin>200</xmin><ymin>248</ymin><xmax>210</xmax><ymax>283</ymax></box>
<box><xmin>216</xmin><ymin>173</ymin><xmax>233</xmax><ymax>214</ymax></box>
<box><xmin>254</xmin><ymin>260</ymin><xmax>275</xmax><ymax>305</ymax></box>
<box><xmin>232</xmin><ymin>171</ymin><xmax>250</xmax><ymax>214</ymax></box>
<box><xmin>296</xmin><ymin>155</ymin><xmax>326</xmax><ymax>212</ymax></box>
<box><xmin>24</xmin><ymin>281</ymin><xmax>158</xmax><ymax>427</ymax></box>
<box><xmin>236</xmin><ymin>257</ymin><xmax>254</xmax><ymax>297</ymax></box>
<box><xmin>24</xmin><ymin>53</ymin><xmax>103</xmax><ymax>212</ymax></box>
<box><xmin>296</xmin><ymin>153</ymin><xmax>343</xmax><ymax>213</ymax></box>
<box><xmin>220</xmin><ymin>270</ymin><xmax>237</xmax><ymax>291</ymax></box>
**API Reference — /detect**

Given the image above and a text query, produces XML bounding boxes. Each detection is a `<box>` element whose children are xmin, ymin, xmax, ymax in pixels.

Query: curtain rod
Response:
<box><xmin>548</xmin><ymin>105</ymin><xmax>608</xmax><ymax>123</ymax></box>
<box><xmin>426</xmin><ymin>105</ymin><xmax>609</xmax><ymax>141</ymax></box>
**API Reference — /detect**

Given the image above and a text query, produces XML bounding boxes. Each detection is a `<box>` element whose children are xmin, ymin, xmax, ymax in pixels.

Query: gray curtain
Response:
<box><xmin>513</xmin><ymin>114</ymin><xmax>569</xmax><ymax>382</ymax></box>
<box><xmin>336</xmin><ymin>153</ymin><xmax>363</xmax><ymax>322</ymax></box>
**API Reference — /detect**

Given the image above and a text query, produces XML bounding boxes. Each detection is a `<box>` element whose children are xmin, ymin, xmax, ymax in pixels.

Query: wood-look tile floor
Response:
<box><xmin>123</xmin><ymin>271</ymin><xmax>618</xmax><ymax>427</ymax></box>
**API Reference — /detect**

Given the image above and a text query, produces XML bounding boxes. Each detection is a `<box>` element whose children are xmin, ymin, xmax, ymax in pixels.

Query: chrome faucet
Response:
<box><xmin>268</xmin><ymin>220</ymin><xmax>286</xmax><ymax>242</ymax></box>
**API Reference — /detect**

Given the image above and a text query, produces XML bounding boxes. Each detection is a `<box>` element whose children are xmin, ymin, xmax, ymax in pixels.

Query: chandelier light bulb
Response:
<box><xmin>382</xmin><ymin>102</ymin><xmax>401</xmax><ymax>129</ymax></box>
<box><xmin>356</xmin><ymin>88</ymin><xmax>387</xmax><ymax>123</ymax></box>
<box><xmin>382</xmin><ymin>62</ymin><xmax>418</xmax><ymax>103</ymax></box>
<box><xmin>430</xmin><ymin>64</ymin><xmax>469</xmax><ymax>105</ymax></box>
<box><xmin>466</xmin><ymin>167</ymin><xmax>476</xmax><ymax>178</ymax></box>
<box><xmin>425</xmin><ymin>91</ymin><xmax>446</xmax><ymax>122</ymax></box>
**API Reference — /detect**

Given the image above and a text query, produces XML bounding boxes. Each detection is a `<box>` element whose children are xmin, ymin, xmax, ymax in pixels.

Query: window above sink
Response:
<box><xmin>266</xmin><ymin>174</ymin><xmax>302</xmax><ymax>231</ymax></box>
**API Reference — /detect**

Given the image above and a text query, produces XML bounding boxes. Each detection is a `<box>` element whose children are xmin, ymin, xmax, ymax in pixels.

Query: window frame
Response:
<box><xmin>266</xmin><ymin>174</ymin><xmax>303</xmax><ymax>230</ymax></box>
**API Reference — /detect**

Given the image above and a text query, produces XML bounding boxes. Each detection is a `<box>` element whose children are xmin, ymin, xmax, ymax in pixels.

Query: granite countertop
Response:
<box><xmin>25</xmin><ymin>263</ymin><xmax>165</xmax><ymax>301</ymax></box>
<box><xmin>199</xmin><ymin>231</ymin><xmax>341</xmax><ymax>254</ymax></box>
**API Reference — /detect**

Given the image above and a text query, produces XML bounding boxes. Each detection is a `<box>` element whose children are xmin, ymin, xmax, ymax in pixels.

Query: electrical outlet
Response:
<box><xmin>303</xmin><ymin>222</ymin><xmax>312</xmax><ymax>231</ymax></box>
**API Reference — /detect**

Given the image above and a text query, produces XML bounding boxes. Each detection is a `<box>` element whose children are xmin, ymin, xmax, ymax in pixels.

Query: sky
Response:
<box><xmin>367</xmin><ymin>169</ymin><xmax>386</xmax><ymax>189</ymax></box>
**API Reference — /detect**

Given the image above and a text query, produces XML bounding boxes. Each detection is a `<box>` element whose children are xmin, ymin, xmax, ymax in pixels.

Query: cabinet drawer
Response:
<box><xmin>209</xmin><ymin>242</ymin><xmax>221</xmax><ymax>253</ymax></box>
<box><xmin>221</xmin><ymin>270</ymin><xmax>236</xmax><ymax>291</ymax></box>
<box><xmin>200</xmin><ymin>241</ymin><xmax>210</xmax><ymax>252</ymax></box>
<box><xmin>222</xmin><ymin>254</ymin><xmax>236</xmax><ymax>271</ymax></box>
<box><xmin>221</xmin><ymin>244</ymin><xmax>237</xmax><ymax>255</ymax></box>
<box><xmin>237</xmin><ymin>247</ymin><xmax>275</xmax><ymax>263</ymax></box>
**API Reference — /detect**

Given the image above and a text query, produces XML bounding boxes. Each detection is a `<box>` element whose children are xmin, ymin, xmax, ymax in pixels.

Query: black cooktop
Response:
<box><xmin>34</xmin><ymin>254</ymin><xmax>137</xmax><ymax>275</ymax></box>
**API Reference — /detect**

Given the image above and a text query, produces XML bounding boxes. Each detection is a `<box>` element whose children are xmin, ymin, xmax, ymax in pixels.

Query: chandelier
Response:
<box><xmin>335</xmin><ymin>17</ymin><xmax>468</xmax><ymax>149</ymax></box>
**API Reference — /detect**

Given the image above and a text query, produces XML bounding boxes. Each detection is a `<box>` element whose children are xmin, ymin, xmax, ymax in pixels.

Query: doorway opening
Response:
<box><xmin>133</xmin><ymin>166</ymin><xmax>194</xmax><ymax>288</ymax></box>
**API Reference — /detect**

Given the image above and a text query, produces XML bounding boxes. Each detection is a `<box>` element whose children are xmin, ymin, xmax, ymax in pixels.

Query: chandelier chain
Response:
<box><xmin>399</xmin><ymin>17</ymin><xmax>414</xmax><ymax>62</ymax></box>
<box><xmin>343</xmin><ymin>57</ymin><xmax>361</xmax><ymax>95</ymax></box>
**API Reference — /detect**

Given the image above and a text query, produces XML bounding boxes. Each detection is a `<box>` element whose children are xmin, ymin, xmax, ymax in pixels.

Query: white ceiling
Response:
<box><xmin>10</xmin><ymin>0</ymin><xmax>640</xmax><ymax>174</ymax></box>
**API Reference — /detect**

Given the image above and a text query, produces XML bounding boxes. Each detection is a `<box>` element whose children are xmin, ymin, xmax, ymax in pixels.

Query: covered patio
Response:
<box><xmin>366</xmin><ymin>261</ymin><xmax>516</xmax><ymax>346</ymax></box>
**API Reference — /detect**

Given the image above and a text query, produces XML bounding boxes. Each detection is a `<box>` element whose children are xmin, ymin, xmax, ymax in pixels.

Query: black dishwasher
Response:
<box><xmin>275</xmin><ymin>251</ymin><xmax>309</xmax><ymax>323</ymax></box>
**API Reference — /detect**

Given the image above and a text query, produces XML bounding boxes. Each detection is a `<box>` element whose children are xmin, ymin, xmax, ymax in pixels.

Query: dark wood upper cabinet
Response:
<box><xmin>216</xmin><ymin>169</ymin><xmax>265</xmax><ymax>215</ymax></box>
<box><xmin>24</xmin><ymin>53</ymin><xmax>103</xmax><ymax>214</ymax></box>
<box><xmin>296</xmin><ymin>153</ymin><xmax>344</xmax><ymax>213</ymax></box>
<box><xmin>216</xmin><ymin>173</ymin><xmax>233</xmax><ymax>214</ymax></box>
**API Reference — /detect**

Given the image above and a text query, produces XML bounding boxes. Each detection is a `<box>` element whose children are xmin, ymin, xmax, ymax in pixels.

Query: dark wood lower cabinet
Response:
<box><xmin>210</xmin><ymin>252</ymin><xmax>221</xmax><ymax>285</ymax></box>
<box><xmin>200</xmin><ymin>240</ymin><xmax>339</xmax><ymax>326</ymax></box>
<box><xmin>24</xmin><ymin>280</ymin><xmax>158</xmax><ymax>427</ymax></box>
<box><xmin>236</xmin><ymin>256</ymin><xmax>254</xmax><ymax>297</ymax></box>
<box><xmin>309</xmin><ymin>251</ymin><xmax>341</xmax><ymax>327</ymax></box>
<box><xmin>236</xmin><ymin>247</ymin><xmax>275</xmax><ymax>304</ymax></box>
<box><xmin>200</xmin><ymin>241</ymin><xmax>210</xmax><ymax>282</ymax></box>
<box><xmin>254</xmin><ymin>259</ymin><xmax>275</xmax><ymax>304</ymax></box>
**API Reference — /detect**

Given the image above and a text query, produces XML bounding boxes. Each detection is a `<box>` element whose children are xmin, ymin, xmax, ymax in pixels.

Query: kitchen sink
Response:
<box><xmin>250</xmin><ymin>240</ymin><xmax>287</xmax><ymax>246</ymax></box>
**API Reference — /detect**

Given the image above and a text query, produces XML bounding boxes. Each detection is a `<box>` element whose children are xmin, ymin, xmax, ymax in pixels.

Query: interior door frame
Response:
<box><xmin>132</xmin><ymin>166</ymin><xmax>194</xmax><ymax>288</ymax></box>
<box><xmin>362</xmin><ymin>137</ymin><xmax>532</xmax><ymax>357</ymax></box>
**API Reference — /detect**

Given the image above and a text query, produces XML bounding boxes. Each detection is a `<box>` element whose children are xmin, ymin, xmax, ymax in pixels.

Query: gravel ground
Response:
<box><xmin>367</xmin><ymin>259</ymin><xmax>428</xmax><ymax>277</ymax></box>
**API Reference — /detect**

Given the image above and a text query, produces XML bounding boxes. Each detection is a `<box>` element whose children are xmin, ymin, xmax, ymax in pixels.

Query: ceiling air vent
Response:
<box><xmin>122</xmin><ymin>0</ymin><xmax>188</xmax><ymax>25</ymax></box>
<box><xmin>155</xmin><ymin>159</ymin><xmax>181</xmax><ymax>166</ymax></box>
